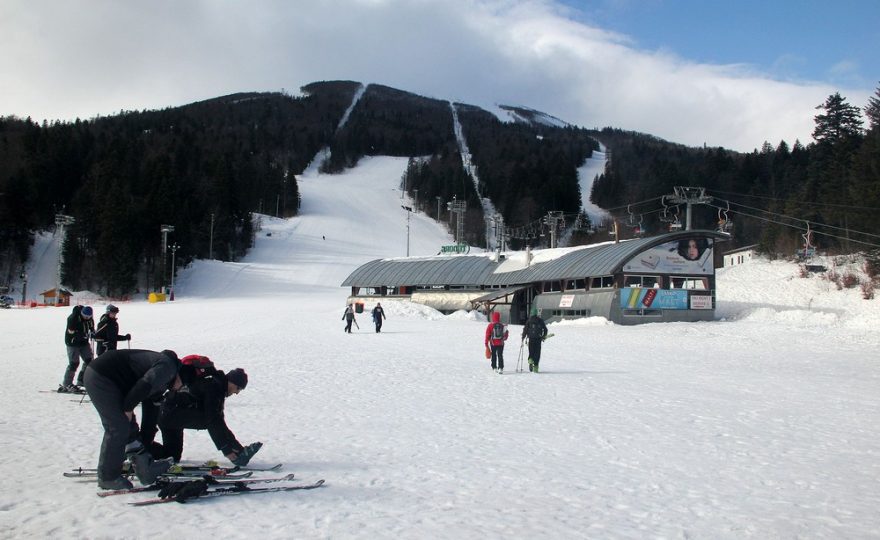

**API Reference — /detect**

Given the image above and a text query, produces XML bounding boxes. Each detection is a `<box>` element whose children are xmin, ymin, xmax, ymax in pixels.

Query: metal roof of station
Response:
<box><xmin>341</xmin><ymin>231</ymin><xmax>728</xmax><ymax>288</ymax></box>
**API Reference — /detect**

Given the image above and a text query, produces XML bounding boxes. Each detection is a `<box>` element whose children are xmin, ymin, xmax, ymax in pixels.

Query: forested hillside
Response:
<box><xmin>592</xmin><ymin>89</ymin><xmax>880</xmax><ymax>257</ymax></box>
<box><xmin>1</xmin><ymin>81</ymin><xmax>878</xmax><ymax>297</ymax></box>
<box><xmin>0</xmin><ymin>82</ymin><xmax>361</xmax><ymax>295</ymax></box>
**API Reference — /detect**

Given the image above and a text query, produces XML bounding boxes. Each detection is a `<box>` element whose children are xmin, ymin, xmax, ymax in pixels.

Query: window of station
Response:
<box><xmin>563</xmin><ymin>278</ymin><xmax>585</xmax><ymax>291</ymax></box>
<box><xmin>543</xmin><ymin>281</ymin><xmax>563</xmax><ymax>292</ymax></box>
<box><xmin>589</xmin><ymin>276</ymin><xmax>614</xmax><ymax>289</ymax></box>
<box><xmin>669</xmin><ymin>277</ymin><xmax>709</xmax><ymax>290</ymax></box>
<box><xmin>623</xmin><ymin>275</ymin><xmax>660</xmax><ymax>288</ymax></box>
<box><xmin>550</xmin><ymin>309</ymin><xmax>590</xmax><ymax>317</ymax></box>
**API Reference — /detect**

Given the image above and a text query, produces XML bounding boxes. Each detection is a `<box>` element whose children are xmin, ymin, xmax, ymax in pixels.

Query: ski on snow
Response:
<box><xmin>98</xmin><ymin>473</ymin><xmax>296</xmax><ymax>497</ymax></box>
<box><xmin>64</xmin><ymin>468</ymin><xmax>254</xmax><ymax>480</ymax></box>
<box><xmin>129</xmin><ymin>479</ymin><xmax>326</xmax><ymax>506</ymax></box>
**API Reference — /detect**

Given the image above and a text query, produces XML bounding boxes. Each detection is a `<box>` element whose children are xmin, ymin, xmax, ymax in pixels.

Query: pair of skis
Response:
<box><xmin>98</xmin><ymin>473</ymin><xmax>297</xmax><ymax>497</ymax></box>
<box><xmin>128</xmin><ymin>478</ymin><xmax>326</xmax><ymax>506</ymax></box>
<box><xmin>63</xmin><ymin>463</ymin><xmax>282</xmax><ymax>479</ymax></box>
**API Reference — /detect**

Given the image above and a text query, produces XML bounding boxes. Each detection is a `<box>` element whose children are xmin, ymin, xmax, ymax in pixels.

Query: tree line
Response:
<box><xmin>592</xmin><ymin>86</ymin><xmax>880</xmax><ymax>256</ymax></box>
<box><xmin>1</xmin><ymin>81</ymin><xmax>877</xmax><ymax>297</ymax></box>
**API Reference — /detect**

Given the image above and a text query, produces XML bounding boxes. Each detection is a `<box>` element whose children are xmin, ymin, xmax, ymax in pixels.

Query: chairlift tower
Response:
<box><xmin>667</xmin><ymin>187</ymin><xmax>712</xmax><ymax>230</ymax></box>
<box><xmin>401</xmin><ymin>205</ymin><xmax>413</xmax><ymax>256</ymax></box>
<box><xmin>160</xmin><ymin>224</ymin><xmax>175</xmax><ymax>291</ymax></box>
<box><xmin>543</xmin><ymin>211</ymin><xmax>564</xmax><ymax>248</ymax></box>
<box><xmin>447</xmin><ymin>196</ymin><xmax>467</xmax><ymax>244</ymax></box>
<box><xmin>54</xmin><ymin>213</ymin><xmax>75</xmax><ymax>305</ymax></box>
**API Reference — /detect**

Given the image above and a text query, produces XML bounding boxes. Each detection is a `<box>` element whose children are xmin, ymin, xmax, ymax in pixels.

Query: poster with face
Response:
<box><xmin>623</xmin><ymin>238</ymin><xmax>714</xmax><ymax>275</ymax></box>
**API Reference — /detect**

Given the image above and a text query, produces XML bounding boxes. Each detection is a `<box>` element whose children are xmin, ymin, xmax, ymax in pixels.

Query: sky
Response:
<box><xmin>1</xmin><ymin>0</ymin><xmax>877</xmax><ymax>151</ymax></box>
<box><xmin>2</xmin><ymin>149</ymin><xmax>879</xmax><ymax>537</ymax></box>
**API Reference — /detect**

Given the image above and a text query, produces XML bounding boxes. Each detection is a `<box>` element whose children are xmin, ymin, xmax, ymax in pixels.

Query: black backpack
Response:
<box><xmin>491</xmin><ymin>322</ymin><xmax>505</xmax><ymax>340</ymax></box>
<box><xmin>527</xmin><ymin>318</ymin><xmax>544</xmax><ymax>339</ymax></box>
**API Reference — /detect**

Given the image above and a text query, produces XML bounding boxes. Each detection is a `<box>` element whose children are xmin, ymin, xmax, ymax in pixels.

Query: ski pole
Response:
<box><xmin>353</xmin><ymin>318</ymin><xmax>359</xmax><ymax>330</ymax></box>
<box><xmin>516</xmin><ymin>338</ymin><xmax>525</xmax><ymax>372</ymax></box>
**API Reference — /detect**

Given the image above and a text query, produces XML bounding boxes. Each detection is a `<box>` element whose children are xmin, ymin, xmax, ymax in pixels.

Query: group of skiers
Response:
<box><xmin>61</xmin><ymin>304</ymin><xmax>131</xmax><ymax>392</ymax></box>
<box><xmin>342</xmin><ymin>300</ymin><xmax>550</xmax><ymax>375</ymax></box>
<box><xmin>483</xmin><ymin>306</ymin><xmax>548</xmax><ymax>374</ymax></box>
<box><xmin>60</xmin><ymin>304</ymin><xmax>260</xmax><ymax>490</ymax></box>
<box><xmin>342</xmin><ymin>302</ymin><xmax>385</xmax><ymax>333</ymax></box>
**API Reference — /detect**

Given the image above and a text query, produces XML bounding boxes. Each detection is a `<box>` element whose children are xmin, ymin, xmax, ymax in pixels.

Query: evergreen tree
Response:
<box><xmin>865</xmin><ymin>82</ymin><xmax>880</xmax><ymax>131</ymax></box>
<box><xmin>812</xmin><ymin>92</ymin><xmax>864</xmax><ymax>144</ymax></box>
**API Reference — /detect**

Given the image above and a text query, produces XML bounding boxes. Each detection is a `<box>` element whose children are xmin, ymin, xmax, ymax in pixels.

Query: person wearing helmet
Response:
<box><xmin>60</xmin><ymin>305</ymin><xmax>95</xmax><ymax>393</ymax></box>
<box><xmin>95</xmin><ymin>304</ymin><xmax>132</xmax><ymax>356</ymax></box>
<box><xmin>154</xmin><ymin>365</ymin><xmax>262</xmax><ymax>466</ymax></box>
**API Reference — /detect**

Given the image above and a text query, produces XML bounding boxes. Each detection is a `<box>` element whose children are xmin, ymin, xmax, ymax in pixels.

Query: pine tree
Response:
<box><xmin>812</xmin><ymin>92</ymin><xmax>864</xmax><ymax>144</ymax></box>
<box><xmin>864</xmin><ymin>82</ymin><xmax>880</xmax><ymax>131</ymax></box>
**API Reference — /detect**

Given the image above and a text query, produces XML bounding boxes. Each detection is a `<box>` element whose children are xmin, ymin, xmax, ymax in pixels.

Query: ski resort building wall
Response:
<box><xmin>342</xmin><ymin>231</ymin><xmax>729</xmax><ymax>326</ymax></box>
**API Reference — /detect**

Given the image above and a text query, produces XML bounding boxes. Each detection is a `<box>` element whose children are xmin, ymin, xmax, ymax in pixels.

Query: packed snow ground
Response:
<box><xmin>1</xmin><ymin>156</ymin><xmax>879</xmax><ymax>539</ymax></box>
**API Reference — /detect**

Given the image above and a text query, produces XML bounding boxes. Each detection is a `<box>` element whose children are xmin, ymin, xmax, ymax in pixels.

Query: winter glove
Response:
<box><xmin>158</xmin><ymin>479</ymin><xmax>209</xmax><ymax>502</ymax></box>
<box><xmin>232</xmin><ymin>441</ymin><xmax>263</xmax><ymax>466</ymax></box>
<box><xmin>124</xmin><ymin>333</ymin><xmax>131</xmax><ymax>341</ymax></box>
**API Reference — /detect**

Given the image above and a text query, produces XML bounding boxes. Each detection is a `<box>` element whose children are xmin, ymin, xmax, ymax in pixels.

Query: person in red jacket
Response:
<box><xmin>484</xmin><ymin>311</ymin><xmax>509</xmax><ymax>374</ymax></box>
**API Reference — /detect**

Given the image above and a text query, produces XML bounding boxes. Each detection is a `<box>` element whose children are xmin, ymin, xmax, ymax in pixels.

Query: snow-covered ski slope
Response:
<box><xmin>1</xmin><ymin>155</ymin><xmax>879</xmax><ymax>539</ymax></box>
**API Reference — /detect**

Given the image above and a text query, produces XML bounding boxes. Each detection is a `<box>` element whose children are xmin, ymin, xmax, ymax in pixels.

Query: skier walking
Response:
<box><xmin>60</xmin><ymin>305</ymin><xmax>95</xmax><ymax>392</ymax></box>
<box><xmin>521</xmin><ymin>306</ymin><xmax>549</xmax><ymax>372</ymax></box>
<box><xmin>83</xmin><ymin>349</ymin><xmax>181</xmax><ymax>489</ymax></box>
<box><xmin>152</xmin><ymin>362</ymin><xmax>261</xmax><ymax>466</ymax></box>
<box><xmin>371</xmin><ymin>302</ymin><xmax>386</xmax><ymax>333</ymax></box>
<box><xmin>484</xmin><ymin>311</ymin><xmax>509</xmax><ymax>374</ymax></box>
<box><xmin>94</xmin><ymin>304</ymin><xmax>132</xmax><ymax>356</ymax></box>
<box><xmin>342</xmin><ymin>304</ymin><xmax>356</xmax><ymax>333</ymax></box>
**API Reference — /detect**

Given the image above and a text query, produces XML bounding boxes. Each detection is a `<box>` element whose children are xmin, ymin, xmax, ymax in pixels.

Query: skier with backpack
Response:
<box><xmin>94</xmin><ymin>304</ymin><xmax>131</xmax><ymax>356</ymax></box>
<box><xmin>484</xmin><ymin>311</ymin><xmax>509</xmax><ymax>374</ymax></box>
<box><xmin>60</xmin><ymin>305</ymin><xmax>95</xmax><ymax>393</ymax></box>
<box><xmin>150</xmin><ymin>355</ymin><xmax>262</xmax><ymax>467</ymax></box>
<box><xmin>521</xmin><ymin>306</ymin><xmax>549</xmax><ymax>373</ymax></box>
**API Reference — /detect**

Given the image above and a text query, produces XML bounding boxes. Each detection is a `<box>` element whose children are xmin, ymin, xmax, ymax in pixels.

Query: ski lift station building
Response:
<box><xmin>342</xmin><ymin>230</ymin><xmax>729</xmax><ymax>325</ymax></box>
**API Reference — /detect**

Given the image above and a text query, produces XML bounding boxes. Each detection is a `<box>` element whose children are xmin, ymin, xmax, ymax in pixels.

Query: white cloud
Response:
<box><xmin>0</xmin><ymin>0</ymin><xmax>872</xmax><ymax>151</ymax></box>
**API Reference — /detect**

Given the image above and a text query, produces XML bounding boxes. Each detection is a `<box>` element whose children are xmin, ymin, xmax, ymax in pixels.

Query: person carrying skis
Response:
<box><xmin>83</xmin><ymin>348</ymin><xmax>182</xmax><ymax>489</ymax></box>
<box><xmin>342</xmin><ymin>303</ymin><xmax>356</xmax><ymax>333</ymax></box>
<box><xmin>94</xmin><ymin>304</ymin><xmax>132</xmax><ymax>356</ymax></box>
<box><xmin>371</xmin><ymin>302</ymin><xmax>386</xmax><ymax>333</ymax></box>
<box><xmin>60</xmin><ymin>305</ymin><xmax>95</xmax><ymax>392</ymax></box>
<box><xmin>484</xmin><ymin>311</ymin><xmax>509</xmax><ymax>374</ymax></box>
<box><xmin>521</xmin><ymin>306</ymin><xmax>549</xmax><ymax>373</ymax></box>
<box><xmin>152</xmin><ymin>362</ymin><xmax>261</xmax><ymax>466</ymax></box>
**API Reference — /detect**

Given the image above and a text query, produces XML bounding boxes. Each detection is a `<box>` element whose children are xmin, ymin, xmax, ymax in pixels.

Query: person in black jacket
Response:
<box><xmin>94</xmin><ymin>304</ymin><xmax>131</xmax><ymax>356</ymax></box>
<box><xmin>61</xmin><ymin>305</ymin><xmax>95</xmax><ymax>392</ymax></box>
<box><xmin>521</xmin><ymin>306</ymin><xmax>549</xmax><ymax>373</ymax></box>
<box><xmin>371</xmin><ymin>303</ymin><xmax>386</xmax><ymax>333</ymax></box>
<box><xmin>154</xmin><ymin>366</ymin><xmax>262</xmax><ymax>466</ymax></box>
<box><xmin>83</xmin><ymin>349</ymin><xmax>181</xmax><ymax>490</ymax></box>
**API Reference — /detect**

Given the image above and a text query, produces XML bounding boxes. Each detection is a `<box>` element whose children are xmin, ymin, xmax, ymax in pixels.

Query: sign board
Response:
<box><xmin>623</xmin><ymin>238</ymin><xmax>714</xmax><ymax>275</ymax></box>
<box><xmin>689</xmin><ymin>295</ymin><xmax>713</xmax><ymax>310</ymax></box>
<box><xmin>440</xmin><ymin>244</ymin><xmax>470</xmax><ymax>254</ymax></box>
<box><xmin>559</xmin><ymin>294</ymin><xmax>575</xmax><ymax>308</ymax></box>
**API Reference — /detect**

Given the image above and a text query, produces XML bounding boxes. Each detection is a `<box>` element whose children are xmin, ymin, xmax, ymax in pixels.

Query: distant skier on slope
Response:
<box><xmin>484</xmin><ymin>311</ymin><xmax>509</xmax><ymax>374</ymax></box>
<box><xmin>342</xmin><ymin>303</ymin><xmax>356</xmax><ymax>333</ymax></box>
<box><xmin>371</xmin><ymin>302</ymin><xmax>386</xmax><ymax>333</ymax></box>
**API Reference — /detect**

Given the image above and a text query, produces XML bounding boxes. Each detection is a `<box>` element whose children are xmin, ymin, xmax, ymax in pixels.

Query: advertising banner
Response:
<box><xmin>623</xmin><ymin>238</ymin><xmax>714</xmax><ymax>275</ymax></box>
<box><xmin>620</xmin><ymin>287</ymin><xmax>689</xmax><ymax>310</ymax></box>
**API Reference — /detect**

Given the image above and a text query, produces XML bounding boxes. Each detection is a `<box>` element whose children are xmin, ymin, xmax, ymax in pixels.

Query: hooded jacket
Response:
<box><xmin>484</xmin><ymin>311</ymin><xmax>509</xmax><ymax>347</ymax></box>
